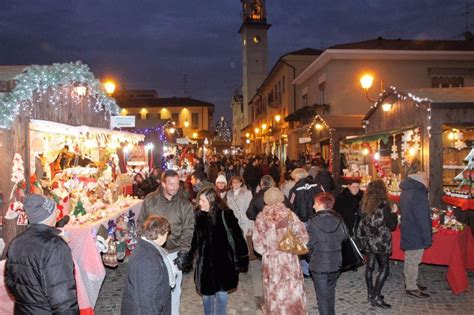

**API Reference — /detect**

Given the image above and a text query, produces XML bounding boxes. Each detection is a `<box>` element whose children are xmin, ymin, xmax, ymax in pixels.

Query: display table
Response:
<box><xmin>388</xmin><ymin>193</ymin><xmax>401</xmax><ymax>203</ymax></box>
<box><xmin>0</xmin><ymin>199</ymin><xmax>143</xmax><ymax>315</ymax></box>
<box><xmin>391</xmin><ymin>226</ymin><xmax>474</xmax><ymax>295</ymax></box>
<box><xmin>442</xmin><ymin>196</ymin><xmax>474</xmax><ymax>211</ymax></box>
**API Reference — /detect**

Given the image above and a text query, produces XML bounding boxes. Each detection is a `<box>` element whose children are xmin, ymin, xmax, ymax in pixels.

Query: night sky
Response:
<box><xmin>0</xmin><ymin>0</ymin><xmax>469</xmax><ymax>123</ymax></box>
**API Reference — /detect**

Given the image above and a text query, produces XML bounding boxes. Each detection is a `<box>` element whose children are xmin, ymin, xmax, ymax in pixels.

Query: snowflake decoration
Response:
<box><xmin>391</xmin><ymin>144</ymin><xmax>399</xmax><ymax>160</ymax></box>
<box><xmin>454</xmin><ymin>139</ymin><xmax>467</xmax><ymax>151</ymax></box>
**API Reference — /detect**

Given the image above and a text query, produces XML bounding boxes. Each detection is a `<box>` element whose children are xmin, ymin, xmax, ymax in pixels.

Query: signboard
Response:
<box><xmin>176</xmin><ymin>137</ymin><xmax>189</xmax><ymax>145</ymax></box>
<box><xmin>299</xmin><ymin>137</ymin><xmax>312</xmax><ymax>144</ymax></box>
<box><xmin>111</xmin><ymin>116</ymin><xmax>135</xmax><ymax>128</ymax></box>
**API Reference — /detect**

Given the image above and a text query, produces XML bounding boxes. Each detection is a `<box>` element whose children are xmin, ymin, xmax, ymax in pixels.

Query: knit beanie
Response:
<box><xmin>24</xmin><ymin>194</ymin><xmax>57</xmax><ymax>224</ymax></box>
<box><xmin>264</xmin><ymin>188</ymin><xmax>284</xmax><ymax>205</ymax></box>
<box><xmin>215</xmin><ymin>174</ymin><xmax>227</xmax><ymax>185</ymax></box>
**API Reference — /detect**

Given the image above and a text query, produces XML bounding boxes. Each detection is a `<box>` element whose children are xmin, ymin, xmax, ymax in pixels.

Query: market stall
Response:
<box><xmin>340</xmin><ymin>87</ymin><xmax>474</xmax><ymax>208</ymax></box>
<box><xmin>0</xmin><ymin>62</ymin><xmax>147</xmax><ymax>313</ymax></box>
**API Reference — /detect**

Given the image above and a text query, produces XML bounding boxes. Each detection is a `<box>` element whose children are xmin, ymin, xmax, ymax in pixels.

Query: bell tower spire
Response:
<box><xmin>239</xmin><ymin>0</ymin><xmax>270</xmax><ymax>127</ymax></box>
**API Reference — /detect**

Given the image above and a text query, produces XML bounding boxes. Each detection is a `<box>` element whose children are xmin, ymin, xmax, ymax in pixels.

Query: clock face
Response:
<box><xmin>253</xmin><ymin>35</ymin><xmax>261</xmax><ymax>44</ymax></box>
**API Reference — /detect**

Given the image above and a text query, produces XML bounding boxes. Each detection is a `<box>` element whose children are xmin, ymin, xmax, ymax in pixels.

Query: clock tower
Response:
<box><xmin>239</xmin><ymin>0</ymin><xmax>270</xmax><ymax>127</ymax></box>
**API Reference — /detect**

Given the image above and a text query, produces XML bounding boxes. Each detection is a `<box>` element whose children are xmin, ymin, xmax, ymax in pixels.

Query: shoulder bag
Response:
<box><xmin>278</xmin><ymin>211</ymin><xmax>309</xmax><ymax>255</ymax></box>
<box><xmin>341</xmin><ymin>221</ymin><xmax>365</xmax><ymax>272</ymax></box>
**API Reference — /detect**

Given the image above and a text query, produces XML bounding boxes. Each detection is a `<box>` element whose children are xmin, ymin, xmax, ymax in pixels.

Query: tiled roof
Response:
<box><xmin>329</xmin><ymin>38</ymin><xmax>474</xmax><ymax>51</ymax></box>
<box><xmin>117</xmin><ymin>97</ymin><xmax>214</xmax><ymax>110</ymax></box>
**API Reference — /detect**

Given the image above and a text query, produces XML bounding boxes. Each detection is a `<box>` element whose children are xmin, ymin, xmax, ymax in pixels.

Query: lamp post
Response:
<box><xmin>359</xmin><ymin>73</ymin><xmax>385</xmax><ymax>103</ymax></box>
<box><xmin>104</xmin><ymin>80</ymin><xmax>116</xmax><ymax>95</ymax></box>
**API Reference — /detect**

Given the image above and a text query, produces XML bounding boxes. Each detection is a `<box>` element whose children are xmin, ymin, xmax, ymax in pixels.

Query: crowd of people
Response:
<box><xmin>5</xmin><ymin>152</ymin><xmax>434</xmax><ymax>315</ymax></box>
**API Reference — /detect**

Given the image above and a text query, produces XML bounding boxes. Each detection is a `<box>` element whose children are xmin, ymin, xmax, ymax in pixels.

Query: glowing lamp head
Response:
<box><xmin>145</xmin><ymin>143</ymin><xmax>154</xmax><ymax>151</ymax></box>
<box><xmin>104</xmin><ymin>81</ymin><xmax>116</xmax><ymax>95</ymax></box>
<box><xmin>169</xmin><ymin>127</ymin><xmax>176</xmax><ymax>134</ymax></box>
<box><xmin>274</xmin><ymin>114</ymin><xmax>281</xmax><ymax>122</ymax></box>
<box><xmin>315</xmin><ymin>123</ymin><xmax>323</xmax><ymax>130</ymax></box>
<box><xmin>382</xmin><ymin>103</ymin><xmax>393</xmax><ymax>112</ymax></box>
<box><xmin>362</xmin><ymin>148</ymin><xmax>370</xmax><ymax>156</ymax></box>
<box><xmin>245</xmin><ymin>132</ymin><xmax>250</xmax><ymax>138</ymax></box>
<box><xmin>245</xmin><ymin>139</ymin><xmax>251</xmax><ymax>144</ymax></box>
<box><xmin>360</xmin><ymin>74</ymin><xmax>374</xmax><ymax>90</ymax></box>
<box><xmin>408</xmin><ymin>147</ymin><xmax>417</xmax><ymax>157</ymax></box>
<box><xmin>192</xmin><ymin>132</ymin><xmax>198</xmax><ymax>139</ymax></box>
<box><xmin>184</xmin><ymin>120</ymin><xmax>190</xmax><ymax>128</ymax></box>
<box><xmin>254</xmin><ymin>127</ymin><xmax>260</xmax><ymax>134</ymax></box>
<box><xmin>261</xmin><ymin>123</ymin><xmax>267</xmax><ymax>130</ymax></box>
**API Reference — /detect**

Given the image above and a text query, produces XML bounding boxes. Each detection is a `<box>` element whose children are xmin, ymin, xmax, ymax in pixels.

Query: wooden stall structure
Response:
<box><xmin>359</xmin><ymin>86</ymin><xmax>474</xmax><ymax>207</ymax></box>
<box><xmin>0</xmin><ymin>62</ymin><xmax>119</xmax><ymax>254</ymax></box>
<box><xmin>306</xmin><ymin>115</ymin><xmax>364</xmax><ymax>185</ymax></box>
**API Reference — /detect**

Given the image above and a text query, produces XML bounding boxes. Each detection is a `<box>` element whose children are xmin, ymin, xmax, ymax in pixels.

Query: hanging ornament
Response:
<box><xmin>390</xmin><ymin>136</ymin><xmax>399</xmax><ymax>160</ymax></box>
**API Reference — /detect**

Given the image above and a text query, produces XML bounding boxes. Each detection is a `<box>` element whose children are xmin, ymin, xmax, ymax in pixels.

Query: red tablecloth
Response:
<box><xmin>391</xmin><ymin>226</ymin><xmax>474</xmax><ymax>294</ymax></box>
<box><xmin>442</xmin><ymin>196</ymin><xmax>474</xmax><ymax>211</ymax></box>
<box><xmin>388</xmin><ymin>194</ymin><xmax>401</xmax><ymax>203</ymax></box>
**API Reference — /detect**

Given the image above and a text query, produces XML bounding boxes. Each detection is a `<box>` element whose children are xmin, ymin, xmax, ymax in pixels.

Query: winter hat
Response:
<box><xmin>264</xmin><ymin>188</ymin><xmax>284</xmax><ymax>205</ymax></box>
<box><xmin>216</xmin><ymin>174</ymin><xmax>227</xmax><ymax>185</ymax></box>
<box><xmin>24</xmin><ymin>194</ymin><xmax>57</xmax><ymax>224</ymax></box>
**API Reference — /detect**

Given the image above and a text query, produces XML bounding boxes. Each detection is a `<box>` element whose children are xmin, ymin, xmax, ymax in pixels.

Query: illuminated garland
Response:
<box><xmin>0</xmin><ymin>61</ymin><xmax>118</xmax><ymax>128</ymax></box>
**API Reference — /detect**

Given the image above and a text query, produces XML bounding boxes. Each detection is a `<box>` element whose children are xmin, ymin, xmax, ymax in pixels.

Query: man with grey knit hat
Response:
<box><xmin>6</xmin><ymin>194</ymin><xmax>79</xmax><ymax>314</ymax></box>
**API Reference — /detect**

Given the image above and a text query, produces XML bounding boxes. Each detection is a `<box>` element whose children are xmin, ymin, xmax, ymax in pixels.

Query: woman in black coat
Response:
<box><xmin>121</xmin><ymin>215</ymin><xmax>174</xmax><ymax>315</ymax></box>
<box><xmin>188</xmin><ymin>187</ymin><xmax>249</xmax><ymax>315</ymax></box>
<box><xmin>356</xmin><ymin>180</ymin><xmax>398</xmax><ymax>309</ymax></box>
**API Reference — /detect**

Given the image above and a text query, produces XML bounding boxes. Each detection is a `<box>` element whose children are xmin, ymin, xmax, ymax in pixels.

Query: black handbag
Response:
<box><xmin>340</xmin><ymin>222</ymin><xmax>365</xmax><ymax>272</ymax></box>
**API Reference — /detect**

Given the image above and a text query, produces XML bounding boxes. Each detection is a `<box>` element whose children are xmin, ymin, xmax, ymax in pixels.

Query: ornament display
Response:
<box><xmin>390</xmin><ymin>136</ymin><xmax>399</xmax><ymax>161</ymax></box>
<box><xmin>214</xmin><ymin>116</ymin><xmax>232</xmax><ymax>142</ymax></box>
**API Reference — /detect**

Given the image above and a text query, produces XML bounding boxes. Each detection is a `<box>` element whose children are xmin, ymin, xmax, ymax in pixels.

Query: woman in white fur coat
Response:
<box><xmin>226</xmin><ymin>176</ymin><xmax>253</xmax><ymax>236</ymax></box>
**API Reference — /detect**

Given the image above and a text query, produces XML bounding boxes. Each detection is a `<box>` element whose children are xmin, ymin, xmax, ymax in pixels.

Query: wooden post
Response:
<box><xmin>24</xmin><ymin>116</ymin><xmax>31</xmax><ymax>194</ymax></box>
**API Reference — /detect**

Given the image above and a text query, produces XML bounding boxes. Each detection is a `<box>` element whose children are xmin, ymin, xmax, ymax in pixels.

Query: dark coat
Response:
<box><xmin>399</xmin><ymin>177</ymin><xmax>432</xmax><ymax>251</ymax></box>
<box><xmin>133</xmin><ymin>179</ymin><xmax>154</xmax><ymax>199</ymax></box>
<box><xmin>289</xmin><ymin>177</ymin><xmax>324</xmax><ymax>222</ymax></box>
<box><xmin>334</xmin><ymin>188</ymin><xmax>363</xmax><ymax>234</ymax></box>
<box><xmin>356</xmin><ymin>202</ymin><xmax>398</xmax><ymax>254</ymax></box>
<box><xmin>121</xmin><ymin>239</ymin><xmax>171</xmax><ymax>315</ymax></box>
<box><xmin>6</xmin><ymin>224</ymin><xmax>78</xmax><ymax>315</ymax></box>
<box><xmin>314</xmin><ymin>170</ymin><xmax>336</xmax><ymax>193</ymax></box>
<box><xmin>269</xmin><ymin>165</ymin><xmax>281</xmax><ymax>185</ymax></box>
<box><xmin>243</xmin><ymin>164</ymin><xmax>260</xmax><ymax>190</ymax></box>
<box><xmin>246</xmin><ymin>187</ymin><xmax>292</xmax><ymax>221</ymax></box>
<box><xmin>307</xmin><ymin>210</ymin><xmax>347</xmax><ymax>273</ymax></box>
<box><xmin>189</xmin><ymin>207</ymin><xmax>249</xmax><ymax>295</ymax></box>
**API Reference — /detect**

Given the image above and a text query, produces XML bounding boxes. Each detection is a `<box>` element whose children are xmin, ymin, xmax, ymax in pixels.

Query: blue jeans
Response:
<box><xmin>202</xmin><ymin>291</ymin><xmax>228</xmax><ymax>315</ymax></box>
<box><xmin>311</xmin><ymin>271</ymin><xmax>339</xmax><ymax>315</ymax></box>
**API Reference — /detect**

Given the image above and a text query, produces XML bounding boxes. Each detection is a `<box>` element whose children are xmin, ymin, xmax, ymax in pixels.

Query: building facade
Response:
<box><xmin>246</xmin><ymin>49</ymin><xmax>320</xmax><ymax>160</ymax></box>
<box><xmin>231</xmin><ymin>91</ymin><xmax>244</xmax><ymax>146</ymax></box>
<box><xmin>116</xmin><ymin>91</ymin><xmax>214</xmax><ymax>140</ymax></box>
<box><xmin>289</xmin><ymin>38</ymin><xmax>474</xmax><ymax>160</ymax></box>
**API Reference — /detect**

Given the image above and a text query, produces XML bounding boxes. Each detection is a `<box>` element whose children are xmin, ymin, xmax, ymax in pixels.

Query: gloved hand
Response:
<box><xmin>235</xmin><ymin>256</ymin><xmax>249</xmax><ymax>273</ymax></box>
<box><xmin>174</xmin><ymin>251</ymin><xmax>193</xmax><ymax>273</ymax></box>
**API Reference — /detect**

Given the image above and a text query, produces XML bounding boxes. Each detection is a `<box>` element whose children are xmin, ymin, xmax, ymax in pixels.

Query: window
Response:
<box><xmin>172</xmin><ymin>113</ymin><xmax>179</xmax><ymax>124</ymax></box>
<box><xmin>319</xmin><ymin>82</ymin><xmax>326</xmax><ymax>104</ymax></box>
<box><xmin>192</xmin><ymin>113</ymin><xmax>199</xmax><ymax>129</ymax></box>
<box><xmin>432</xmin><ymin>77</ymin><xmax>464</xmax><ymax>88</ymax></box>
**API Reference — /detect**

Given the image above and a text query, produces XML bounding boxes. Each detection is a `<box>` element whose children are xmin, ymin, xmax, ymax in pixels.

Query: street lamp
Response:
<box><xmin>245</xmin><ymin>132</ymin><xmax>250</xmax><ymax>138</ymax></box>
<box><xmin>104</xmin><ymin>80</ymin><xmax>116</xmax><ymax>95</ymax></box>
<box><xmin>274</xmin><ymin>114</ymin><xmax>281</xmax><ymax>123</ymax></box>
<box><xmin>254</xmin><ymin>127</ymin><xmax>260</xmax><ymax>134</ymax></box>
<box><xmin>359</xmin><ymin>73</ymin><xmax>379</xmax><ymax>102</ymax></box>
<box><xmin>262</xmin><ymin>123</ymin><xmax>267</xmax><ymax>131</ymax></box>
<box><xmin>184</xmin><ymin>120</ymin><xmax>190</xmax><ymax>128</ymax></box>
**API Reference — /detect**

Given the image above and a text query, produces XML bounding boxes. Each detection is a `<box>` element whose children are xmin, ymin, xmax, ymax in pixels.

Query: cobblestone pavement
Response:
<box><xmin>96</xmin><ymin>260</ymin><xmax>474</xmax><ymax>314</ymax></box>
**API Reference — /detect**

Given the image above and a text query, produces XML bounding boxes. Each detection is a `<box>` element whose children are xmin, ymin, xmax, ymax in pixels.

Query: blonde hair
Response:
<box><xmin>291</xmin><ymin>168</ymin><xmax>308</xmax><ymax>181</ymax></box>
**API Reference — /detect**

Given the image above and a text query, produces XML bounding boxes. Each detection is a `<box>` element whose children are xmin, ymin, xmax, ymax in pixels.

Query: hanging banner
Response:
<box><xmin>111</xmin><ymin>116</ymin><xmax>136</xmax><ymax>128</ymax></box>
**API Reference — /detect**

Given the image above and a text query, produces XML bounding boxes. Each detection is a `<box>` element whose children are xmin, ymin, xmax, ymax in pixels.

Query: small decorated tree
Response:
<box><xmin>455</xmin><ymin>148</ymin><xmax>474</xmax><ymax>197</ymax></box>
<box><xmin>214</xmin><ymin>116</ymin><xmax>232</xmax><ymax>142</ymax></box>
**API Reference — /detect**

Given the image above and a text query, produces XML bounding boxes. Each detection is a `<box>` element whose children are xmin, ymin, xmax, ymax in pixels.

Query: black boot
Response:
<box><xmin>365</xmin><ymin>254</ymin><xmax>376</xmax><ymax>303</ymax></box>
<box><xmin>371</xmin><ymin>295</ymin><xmax>391</xmax><ymax>308</ymax></box>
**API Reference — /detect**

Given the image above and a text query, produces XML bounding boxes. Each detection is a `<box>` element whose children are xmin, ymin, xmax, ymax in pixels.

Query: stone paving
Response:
<box><xmin>95</xmin><ymin>259</ymin><xmax>474</xmax><ymax>314</ymax></box>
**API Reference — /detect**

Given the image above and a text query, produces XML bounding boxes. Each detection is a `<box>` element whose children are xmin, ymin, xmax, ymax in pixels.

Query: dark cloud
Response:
<box><xmin>0</xmin><ymin>0</ymin><xmax>467</xmax><ymax>123</ymax></box>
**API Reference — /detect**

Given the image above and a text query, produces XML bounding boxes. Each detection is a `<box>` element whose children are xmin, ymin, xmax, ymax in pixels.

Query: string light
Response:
<box><xmin>0</xmin><ymin>61</ymin><xmax>118</xmax><ymax>128</ymax></box>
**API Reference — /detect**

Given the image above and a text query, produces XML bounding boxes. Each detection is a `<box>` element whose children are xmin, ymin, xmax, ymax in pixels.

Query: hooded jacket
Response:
<box><xmin>307</xmin><ymin>210</ymin><xmax>347</xmax><ymax>273</ymax></box>
<box><xmin>399</xmin><ymin>176</ymin><xmax>432</xmax><ymax>251</ymax></box>
<box><xmin>138</xmin><ymin>187</ymin><xmax>195</xmax><ymax>252</ymax></box>
<box><xmin>289</xmin><ymin>177</ymin><xmax>324</xmax><ymax>222</ymax></box>
<box><xmin>6</xmin><ymin>224</ymin><xmax>79</xmax><ymax>315</ymax></box>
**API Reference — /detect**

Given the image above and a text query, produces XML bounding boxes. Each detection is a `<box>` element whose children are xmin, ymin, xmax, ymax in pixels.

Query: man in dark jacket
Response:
<box><xmin>243</xmin><ymin>158</ymin><xmax>261</xmax><ymax>195</ymax></box>
<box><xmin>314</xmin><ymin>165</ymin><xmax>336</xmax><ymax>193</ymax></box>
<box><xmin>122</xmin><ymin>215</ymin><xmax>172</xmax><ymax>314</ymax></box>
<box><xmin>399</xmin><ymin>172</ymin><xmax>431</xmax><ymax>299</ymax></box>
<box><xmin>6</xmin><ymin>194</ymin><xmax>78</xmax><ymax>314</ymax></box>
<box><xmin>334</xmin><ymin>180</ymin><xmax>363</xmax><ymax>235</ymax></box>
<box><xmin>269</xmin><ymin>160</ymin><xmax>281</xmax><ymax>186</ymax></box>
<box><xmin>289</xmin><ymin>168</ymin><xmax>324</xmax><ymax>223</ymax></box>
<box><xmin>246</xmin><ymin>175</ymin><xmax>292</xmax><ymax>220</ymax></box>
<box><xmin>138</xmin><ymin>170</ymin><xmax>195</xmax><ymax>314</ymax></box>
<box><xmin>307</xmin><ymin>192</ymin><xmax>347</xmax><ymax>315</ymax></box>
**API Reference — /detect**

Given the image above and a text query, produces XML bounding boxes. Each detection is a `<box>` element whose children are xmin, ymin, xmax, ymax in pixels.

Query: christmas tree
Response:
<box><xmin>455</xmin><ymin>148</ymin><xmax>474</xmax><ymax>197</ymax></box>
<box><xmin>214</xmin><ymin>116</ymin><xmax>232</xmax><ymax>142</ymax></box>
